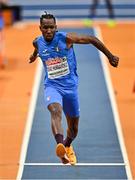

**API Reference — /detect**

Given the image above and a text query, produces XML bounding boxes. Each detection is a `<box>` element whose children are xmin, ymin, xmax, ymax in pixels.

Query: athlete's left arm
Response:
<box><xmin>66</xmin><ymin>32</ymin><xmax>119</xmax><ymax>68</ymax></box>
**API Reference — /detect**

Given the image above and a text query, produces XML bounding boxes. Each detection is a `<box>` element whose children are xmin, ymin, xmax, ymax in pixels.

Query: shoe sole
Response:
<box><xmin>65</xmin><ymin>146</ymin><xmax>77</xmax><ymax>165</ymax></box>
<box><xmin>68</xmin><ymin>155</ymin><xmax>77</xmax><ymax>165</ymax></box>
<box><xmin>56</xmin><ymin>143</ymin><xmax>69</xmax><ymax>164</ymax></box>
<box><xmin>56</xmin><ymin>143</ymin><xmax>66</xmax><ymax>157</ymax></box>
<box><xmin>70</xmin><ymin>160</ymin><xmax>77</xmax><ymax>165</ymax></box>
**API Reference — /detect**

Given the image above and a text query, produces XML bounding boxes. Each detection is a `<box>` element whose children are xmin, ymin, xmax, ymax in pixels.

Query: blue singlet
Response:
<box><xmin>36</xmin><ymin>31</ymin><xmax>78</xmax><ymax>90</ymax></box>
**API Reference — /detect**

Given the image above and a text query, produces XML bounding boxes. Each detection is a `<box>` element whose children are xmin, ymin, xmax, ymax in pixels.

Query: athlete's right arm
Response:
<box><xmin>29</xmin><ymin>38</ymin><xmax>39</xmax><ymax>63</ymax></box>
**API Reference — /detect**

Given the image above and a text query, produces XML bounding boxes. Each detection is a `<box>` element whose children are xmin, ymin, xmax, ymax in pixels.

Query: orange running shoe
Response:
<box><xmin>56</xmin><ymin>143</ymin><xmax>69</xmax><ymax>164</ymax></box>
<box><xmin>65</xmin><ymin>145</ymin><xmax>77</xmax><ymax>165</ymax></box>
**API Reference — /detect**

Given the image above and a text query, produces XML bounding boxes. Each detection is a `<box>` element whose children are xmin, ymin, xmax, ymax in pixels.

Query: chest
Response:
<box><xmin>38</xmin><ymin>39</ymin><xmax>67</xmax><ymax>61</ymax></box>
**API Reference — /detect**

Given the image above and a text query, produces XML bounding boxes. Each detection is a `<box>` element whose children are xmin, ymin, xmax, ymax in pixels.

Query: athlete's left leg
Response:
<box><xmin>62</xmin><ymin>88</ymin><xmax>80</xmax><ymax>165</ymax></box>
<box><xmin>64</xmin><ymin>115</ymin><xmax>79</xmax><ymax>147</ymax></box>
<box><xmin>44</xmin><ymin>86</ymin><xmax>69</xmax><ymax>164</ymax></box>
<box><xmin>64</xmin><ymin>115</ymin><xmax>79</xmax><ymax>165</ymax></box>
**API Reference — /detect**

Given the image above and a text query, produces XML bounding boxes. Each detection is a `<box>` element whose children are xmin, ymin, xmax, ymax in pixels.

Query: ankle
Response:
<box><xmin>55</xmin><ymin>134</ymin><xmax>64</xmax><ymax>144</ymax></box>
<box><xmin>64</xmin><ymin>137</ymin><xmax>73</xmax><ymax>147</ymax></box>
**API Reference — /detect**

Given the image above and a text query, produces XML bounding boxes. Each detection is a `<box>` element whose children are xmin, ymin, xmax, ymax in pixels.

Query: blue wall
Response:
<box><xmin>8</xmin><ymin>0</ymin><xmax>135</xmax><ymax>21</ymax></box>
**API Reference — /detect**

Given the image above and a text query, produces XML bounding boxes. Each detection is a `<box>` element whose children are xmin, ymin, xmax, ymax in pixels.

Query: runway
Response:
<box><xmin>16</xmin><ymin>28</ymin><xmax>132</xmax><ymax>179</ymax></box>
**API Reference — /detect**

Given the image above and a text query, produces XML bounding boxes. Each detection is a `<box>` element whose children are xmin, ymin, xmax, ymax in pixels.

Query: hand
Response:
<box><xmin>29</xmin><ymin>54</ymin><xmax>37</xmax><ymax>63</ymax></box>
<box><xmin>109</xmin><ymin>55</ymin><xmax>119</xmax><ymax>67</ymax></box>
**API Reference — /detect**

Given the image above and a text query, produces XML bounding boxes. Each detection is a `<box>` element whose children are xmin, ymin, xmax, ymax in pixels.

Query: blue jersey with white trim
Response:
<box><xmin>36</xmin><ymin>31</ymin><xmax>78</xmax><ymax>89</ymax></box>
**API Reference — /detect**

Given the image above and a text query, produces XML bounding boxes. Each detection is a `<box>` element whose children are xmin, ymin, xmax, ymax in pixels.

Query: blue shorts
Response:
<box><xmin>44</xmin><ymin>86</ymin><xmax>80</xmax><ymax>117</ymax></box>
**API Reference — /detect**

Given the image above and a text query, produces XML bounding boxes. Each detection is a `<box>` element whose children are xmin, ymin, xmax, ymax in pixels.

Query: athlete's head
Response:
<box><xmin>39</xmin><ymin>11</ymin><xmax>57</xmax><ymax>42</ymax></box>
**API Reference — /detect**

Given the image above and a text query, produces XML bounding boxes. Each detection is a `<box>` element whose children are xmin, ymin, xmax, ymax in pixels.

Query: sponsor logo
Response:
<box><xmin>47</xmin><ymin>96</ymin><xmax>51</xmax><ymax>101</ymax></box>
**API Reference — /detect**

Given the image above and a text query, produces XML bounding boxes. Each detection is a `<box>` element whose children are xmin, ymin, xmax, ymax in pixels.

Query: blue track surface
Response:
<box><xmin>21</xmin><ymin>28</ymin><xmax>127</xmax><ymax>179</ymax></box>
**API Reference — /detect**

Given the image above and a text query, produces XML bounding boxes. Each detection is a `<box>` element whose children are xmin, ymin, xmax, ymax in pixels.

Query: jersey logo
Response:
<box><xmin>42</xmin><ymin>49</ymin><xmax>47</xmax><ymax>53</ymax></box>
<box><xmin>42</xmin><ymin>49</ymin><xmax>49</xmax><ymax>56</ymax></box>
<box><xmin>55</xmin><ymin>46</ymin><xmax>60</xmax><ymax>52</ymax></box>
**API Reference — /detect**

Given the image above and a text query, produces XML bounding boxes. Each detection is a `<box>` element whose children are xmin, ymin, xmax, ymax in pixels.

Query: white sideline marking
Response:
<box><xmin>94</xmin><ymin>27</ymin><xmax>133</xmax><ymax>180</ymax></box>
<box><xmin>16</xmin><ymin>60</ymin><xmax>43</xmax><ymax>180</ymax></box>
<box><xmin>24</xmin><ymin>162</ymin><xmax>125</xmax><ymax>166</ymax></box>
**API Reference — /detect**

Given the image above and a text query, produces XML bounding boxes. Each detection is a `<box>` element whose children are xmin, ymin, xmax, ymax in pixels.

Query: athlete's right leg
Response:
<box><xmin>44</xmin><ymin>86</ymin><xmax>69</xmax><ymax>164</ymax></box>
<box><xmin>48</xmin><ymin>103</ymin><xmax>63</xmax><ymax>139</ymax></box>
<box><xmin>48</xmin><ymin>103</ymin><xmax>69</xmax><ymax>164</ymax></box>
<box><xmin>44</xmin><ymin>87</ymin><xmax>63</xmax><ymax>138</ymax></box>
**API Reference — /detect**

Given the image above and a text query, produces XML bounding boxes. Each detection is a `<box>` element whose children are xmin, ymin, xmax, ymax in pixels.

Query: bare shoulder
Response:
<box><xmin>66</xmin><ymin>32</ymin><xmax>85</xmax><ymax>45</ymax></box>
<box><xmin>66</xmin><ymin>32</ymin><xmax>77</xmax><ymax>48</ymax></box>
<box><xmin>66</xmin><ymin>32</ymin><xmax>92</xmax><ymax>45</ymax></box>
<box><xmin>67</xmin><ymin>32</ymin><xmax>78</xmax><ymax>37</ymax></box>
<box><xmin>66</xmin><ymin>32</ymin><xmax>78</xmax><ymax>43</ymax></box>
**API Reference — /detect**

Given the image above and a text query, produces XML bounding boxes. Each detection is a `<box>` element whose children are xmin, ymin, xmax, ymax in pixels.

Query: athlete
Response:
<box><xmin>29</xmin><ymin>12</ymin><xmax>119</xmax><ymax>165</ymax></box>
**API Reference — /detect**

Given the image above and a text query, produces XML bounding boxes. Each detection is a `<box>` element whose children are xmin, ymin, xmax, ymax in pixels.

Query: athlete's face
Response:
<box><xmin>40</xmin><ymin>18</ymin><xmax>57</xmax><ymax>42</ymax></box>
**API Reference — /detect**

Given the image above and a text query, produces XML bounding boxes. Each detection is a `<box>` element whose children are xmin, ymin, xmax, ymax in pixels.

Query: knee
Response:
<box><xmin>48</xmin><ymin>103</ymin><xmax>62</xmax><ymax>119</ymax></box>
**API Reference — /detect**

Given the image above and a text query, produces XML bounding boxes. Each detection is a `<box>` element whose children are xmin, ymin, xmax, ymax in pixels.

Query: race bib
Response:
<box><xmin>46</xmin><ymin>57</ymin><xmax>70</xmax><ymax>79</ymax></box>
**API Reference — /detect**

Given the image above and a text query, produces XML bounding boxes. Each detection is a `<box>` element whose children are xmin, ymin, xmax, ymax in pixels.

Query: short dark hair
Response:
<box><xmin>40</xmin><ymin>11</ymin><xmax>56</xmax><ymax>24</ymax></box>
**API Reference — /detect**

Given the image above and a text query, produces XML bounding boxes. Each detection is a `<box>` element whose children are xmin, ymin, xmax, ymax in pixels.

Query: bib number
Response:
<box><xmin>46</xmin><ymin>57</ymin><xmax>70</xmax><ymax>79</ymax></box>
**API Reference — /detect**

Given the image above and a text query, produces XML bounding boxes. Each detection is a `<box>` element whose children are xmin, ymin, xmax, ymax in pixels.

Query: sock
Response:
<box><xmin>64</xmin><ymin>137</ymin><xmax>73</xmax><ymax>147</ymax></box>
<box><xmin>55</xmin><ymin>134</ymin><xmax>64</xmax><ymax>144</ymax></box>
